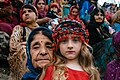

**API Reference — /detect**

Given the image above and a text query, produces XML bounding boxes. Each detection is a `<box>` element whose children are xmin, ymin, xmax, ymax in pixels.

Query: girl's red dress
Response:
<box><xmin>43</xmin><ymin>65</ymin><xmax>89</xmax><ymax>80</ymax></box>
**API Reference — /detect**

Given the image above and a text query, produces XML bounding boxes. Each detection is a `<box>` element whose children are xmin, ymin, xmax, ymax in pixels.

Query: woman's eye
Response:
<box><xmin>33</xmin><ymin>45</ymin><xmax>39</xmax><ymax>49</ymax></box>
<box><xmin>23</xmin><ymin>11</ymin><xmax>26</xmax><ymax>14</ymax></box>
<box><xmin>46</xmin><ymin>45</ymin><xmax>53</xmax><ymax>49</ymax></box>
<box><xmin>100</xmin><ymin>14</ymin><xmax>103</xmax><ymax>16</ymax></box>
<box><xmin>96</xmin><ymin>14</ymin><xmax>99</xmax><ymax>16</ymax></box>
<box><xmin>28</xmin><ymin>10</ymin><xmax>33</xmax><ymax>13</ymax></box>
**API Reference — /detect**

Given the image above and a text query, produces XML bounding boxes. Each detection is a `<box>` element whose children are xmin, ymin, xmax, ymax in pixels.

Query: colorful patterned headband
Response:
<box><xmin>52</xmin><ymin>19</ymin><xmax>89</xmax><ymax>51</ymax></box>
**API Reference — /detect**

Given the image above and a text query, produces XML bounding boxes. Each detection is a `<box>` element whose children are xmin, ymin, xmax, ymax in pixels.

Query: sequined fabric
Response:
<box><xmin>104</xmin><ymin>59</ymin><xmax>120</xmax><ymax>80</ymax></box>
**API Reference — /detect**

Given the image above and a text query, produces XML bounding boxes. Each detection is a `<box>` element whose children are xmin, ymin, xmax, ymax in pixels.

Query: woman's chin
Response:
<box><xmin>37</xmin><ymin>60</ymin><xmax>50</xmax><ymax>68</ymax></box>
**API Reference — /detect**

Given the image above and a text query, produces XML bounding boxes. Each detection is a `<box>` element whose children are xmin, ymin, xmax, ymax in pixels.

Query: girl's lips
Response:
<box><xmin>66</xmin><ymin>51</ymin><xmax>75</xmax><ymax>54</ymax></box>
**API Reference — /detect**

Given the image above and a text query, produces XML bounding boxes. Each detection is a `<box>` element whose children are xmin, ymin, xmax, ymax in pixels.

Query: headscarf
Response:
<box><xmin>22</xmin><ymin>27</ymin><xmax>53</xmax><ymax>79</ymax></box>
<box><xmin>68</xmin><ymin>5</ymin><xmax>80</xmax><ymax>21</ymax></box>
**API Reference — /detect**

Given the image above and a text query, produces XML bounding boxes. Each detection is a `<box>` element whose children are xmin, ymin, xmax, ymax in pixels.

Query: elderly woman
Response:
<box><xmin>22</xmin><ymin>27</ymin><xmax>53</xmax><ymax>80</ymax></box>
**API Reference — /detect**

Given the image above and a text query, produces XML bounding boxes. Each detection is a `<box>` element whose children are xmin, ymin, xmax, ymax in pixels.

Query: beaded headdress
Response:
<box><xmin>52</xmin><ymin>19</ymin><xmax>89</xmax><ymax>51</ymax></box>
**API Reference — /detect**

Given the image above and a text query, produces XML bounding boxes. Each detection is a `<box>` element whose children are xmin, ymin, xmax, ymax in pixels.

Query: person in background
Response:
<box><xmin>8</xmin><ymin>4</ymin><xmax>39</xmax><ymax>80</ymax></box>
<box><xmin>47</xmin><ymin>2</ymin><xmax>61</xmax><ymax>18</ymax></box>
<box><xmin>111</xmin><ymin>10</ymin><xmax>120</xmax><ymax>32</ymax></box>
<box><xmin>38</xmin><ymin>19</ymin><xmax>100</xmax><ymax>80</ymax></box>
<box><xmin>0</xmin><ymin>0</ymin><xmax>19</xmax><ymax>67</ymax></box>
<box><xmin>67</xmin><ymin>5</ymin><xmax>84</xmax><ymax>23</ymax></box>
<box><xmin>22</xmin><ymin>27</ymin><xmax>53</xmax><ymax>80</ymax></box>
<box><xmin>46</xmin><ymin>2</ymin><xmax>61</xmax><ymax>29</ymax></box>
<box><xmin>67</xmin><ymin>5</ymin><xmax>86</xmax><ymax>29</ymax></box>
<box><xmin>11</xmin><ymin>0</ymin><xmax>24</xmax><ymax>23</ymax></box>
<box><xmin>34</xmin><ymin>0</ymin><xmax>51</xmax><ymax>26</ymax></box>
<box><xmin>79</xmin><ymin>0</ymin><xmax>90</xmax><ymax>21</ymax></box>
<box><xmin>105</xmin><ymin>6</ymin><xmax>114</xmax><ymax>24</ymax></box>
<box><xmin>61</xmin><ymin>0</ymin><xmax>71</xmax><ymax>18</ymax></box>
<box><xmin>0</xmin><ymin>0</ymin><xmax>19</xmax><ymax>31</ymax></box>
<box><xmin>86</xmin><ymin>7</ymin><xmax>116</xmax><ymax>79</ymax></box>
<box><xmin>79</xmin><ymin>0</ymin><xmax>98</xmax><ymax>23</ymax></box>
<box><xmin>68</xmin><ymin>5</ymin><xmax>80</xmax><ymax>20</ymax></box>
<box><xmin>104</xmin><ymin>31</ymin><xmax>120</xmax><ymax>80</ymax></box>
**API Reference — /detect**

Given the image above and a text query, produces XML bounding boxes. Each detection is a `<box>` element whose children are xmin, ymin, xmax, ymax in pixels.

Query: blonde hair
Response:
<box><xmin>51</xmin><ymin>42</ymin><xmax>100</xmax><ymax>80</ymax></box>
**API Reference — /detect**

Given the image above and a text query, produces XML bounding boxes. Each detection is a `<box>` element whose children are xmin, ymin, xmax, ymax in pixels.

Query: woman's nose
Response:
<box><xmin>39</xmin><ymin>47</ymin><xmax>47</xmax><ymax>56</ymax></box>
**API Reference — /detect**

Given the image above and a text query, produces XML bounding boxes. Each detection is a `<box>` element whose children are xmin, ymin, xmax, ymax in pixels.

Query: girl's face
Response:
<box><xmin>30</xmin><ymin>31</ymin><xmax>53</xmax><ymax>68</ymax></box>
<box><xmin>59</xmin><ymin>34</ymin><xmax>82</xmax><ymax>60</ymax></box>
<box><xmin>22</xmin><ymin>8</ymin><xmax>37</xmax><ymax>24</ymax></box>
<box><xmin>71</xmin><ymin>8</ymin><xmax>78</xmax><ymax>17</ymax></box>
<box><xmin>37</xmin><ymin>0</ymin><xmax>45</xmax><ymax>10</ymax></box>
<box><xmin>94</xmin><ymin>12</ymin><xmax>104</xmax><ymax>23</ymax></box>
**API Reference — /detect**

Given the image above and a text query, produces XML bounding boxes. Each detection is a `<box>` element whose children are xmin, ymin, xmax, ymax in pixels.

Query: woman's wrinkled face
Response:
<box><xmin>37</xmin><ymin>0</ymin><xmax>45</xmax><ymax>10</ymax></box>
<box><xmin>59</xmin><ymin>34</ymin><xmax>82</xmax><ymax>60</ymax></box>
<box><xmin>94</xmin><ymin>12</ymin><xmax>104</xmax><ymax>22</ymax></box>
<box><xmin>22</xmin><ymin>8</ymin><xmax>37</xmax><ymax>24</ymax></box>
<box><xmin>30</xmin><ymin>31</ymin><xmax>53</xmax><ymax>68</ymax></box>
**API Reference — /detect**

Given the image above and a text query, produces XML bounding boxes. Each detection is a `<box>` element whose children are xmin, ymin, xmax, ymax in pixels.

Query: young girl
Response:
<box><xmin>38</xmin><ymin>19</ymin><xmax>100</xmax><ymax>80</ymax></box>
